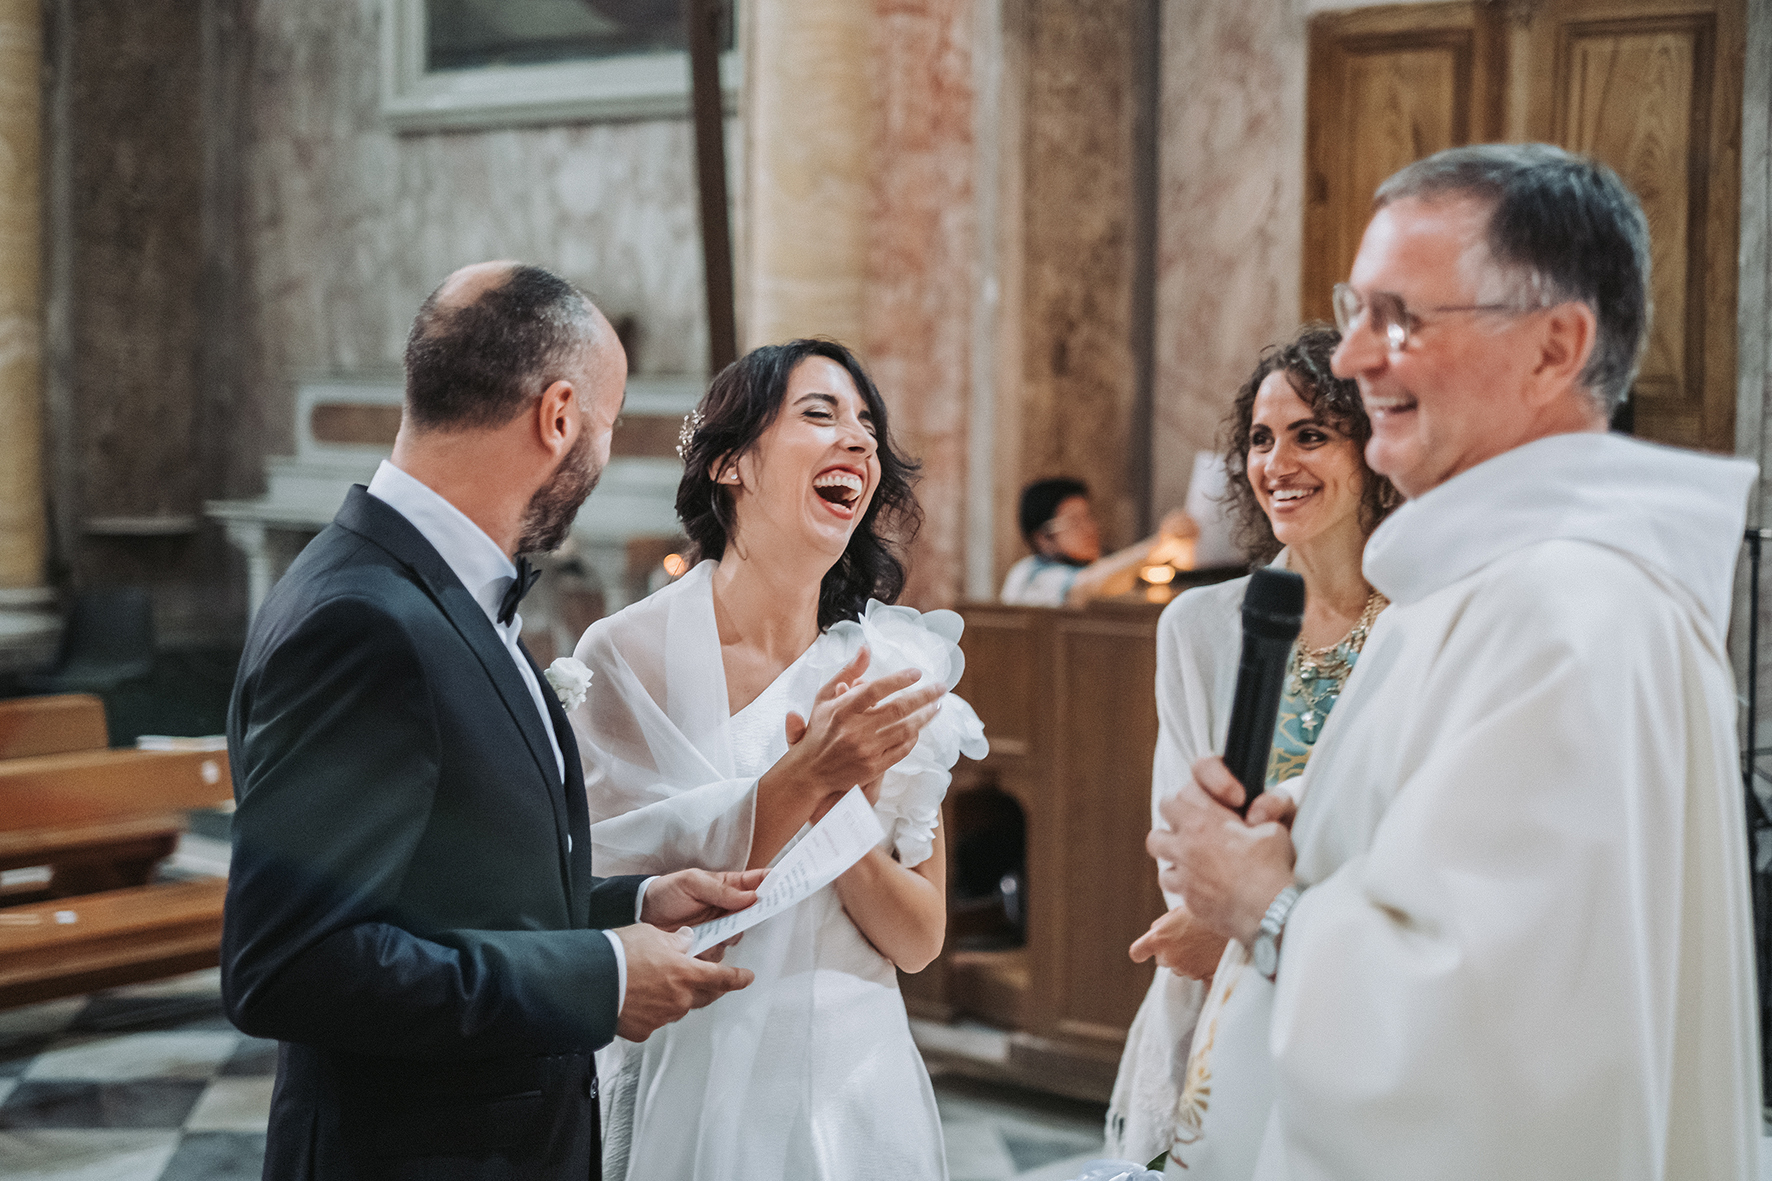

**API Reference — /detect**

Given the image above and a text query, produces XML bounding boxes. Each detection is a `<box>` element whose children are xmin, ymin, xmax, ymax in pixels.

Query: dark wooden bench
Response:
<box><xmin>0</xmin><ymin>694</ymin><xmax>232</xmax><ymax>1008</ymax></box>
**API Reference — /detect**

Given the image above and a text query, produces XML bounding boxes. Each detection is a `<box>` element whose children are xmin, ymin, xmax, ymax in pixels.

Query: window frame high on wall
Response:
<box><xmin>379</xmin><ymin>0</ymin><xmax>739</xmax><ymax>132</ymax></box>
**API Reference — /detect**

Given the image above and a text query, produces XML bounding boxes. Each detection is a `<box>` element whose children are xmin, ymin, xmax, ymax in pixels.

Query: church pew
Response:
<box><xmin>0</xmin><ymin>694</ymin><xmax>233</xmax><ymax>1007</ymax></box>
<box><xmin>0</xmin><ymin>692</ymin><xmax>109</xmax><ymax>758</ymax></box>
<box><xmin>0</xmin><ymin>694</ymin><xmax>226</xmax><ymax>897</ymax></box>
<box><xmin>0</xmin><ymin>879</ymin><xmax>229</xmax><ymax>1008</ymax></box>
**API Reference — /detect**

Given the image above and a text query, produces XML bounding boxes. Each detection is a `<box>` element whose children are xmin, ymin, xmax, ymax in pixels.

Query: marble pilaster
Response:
<box><xmin>994</xmin><ymin>0</ymin><xmax>1147</xmax><ymax>578</ymax></box>
<box><xmin>739</xmin><ymin>0</ymin><xmax>871</xmax><ymax>348</ymax></box>
<box><xmin>0</xmin><ymin>0</ymin><xmax>45</xmax><ymax>591</ymax></box>
<box><xmin>0</xmin><ymin>0</ymin><xmax>56</xmax><ymax>668</ymax></box>
<box><xmin>865</xmin><ymin>0</ymin><xmax>976</xmax><ymax>609</ymax></box>
<box><xmin>1149</xmin><ymin>0</ymin><xmax>1308</xmax><ymax>519</ymax></box>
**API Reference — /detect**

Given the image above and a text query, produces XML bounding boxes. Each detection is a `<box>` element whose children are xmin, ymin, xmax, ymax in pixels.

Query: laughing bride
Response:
<box><xmin>568</xmin><ymin>339</ymin><xmax>987</xmax><ymax>1181</ymax></box>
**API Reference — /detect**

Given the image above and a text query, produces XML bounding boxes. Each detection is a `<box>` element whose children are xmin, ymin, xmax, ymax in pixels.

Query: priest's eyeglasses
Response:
<box><xmin>1331</xmin><ymin>283</ymin><xmax>1536</xmax><ymax>353</ymax></box>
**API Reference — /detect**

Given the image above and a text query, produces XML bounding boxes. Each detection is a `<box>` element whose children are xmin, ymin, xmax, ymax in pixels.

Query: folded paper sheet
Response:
<box><xmin>688</xmin><ymin>786</ymin><xmax>884</xmax><ymax>956</ymax></box>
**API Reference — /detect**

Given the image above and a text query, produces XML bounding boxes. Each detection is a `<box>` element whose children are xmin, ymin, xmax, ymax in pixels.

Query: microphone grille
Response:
<box><xmin>1242</xmin><ymin>567</ymin><xmax>1305</xmax><ymax>639</ymax></box>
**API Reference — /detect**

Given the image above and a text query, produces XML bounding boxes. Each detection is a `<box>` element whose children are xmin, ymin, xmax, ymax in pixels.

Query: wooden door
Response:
<box><xmin>1305</xmin><ymin>0</ymin><xmax>1745</xmax><ymax>451</ymax></box>
<box><xmin>1304</xmin><ymin>3</ymin><xmax>1506</xmax><ymax>323</ymax></box>
<box><xmin>1515</xmin><ymin>0</ymin><xmax>1745</xmax><ymax>449</ymax></box>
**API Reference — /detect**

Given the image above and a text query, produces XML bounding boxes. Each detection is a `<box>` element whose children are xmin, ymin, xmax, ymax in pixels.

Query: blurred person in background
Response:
<box><xmin>1001</xmin><ymin>477</ymin><xmax>1198</xmax><ymax>607</ymax></box>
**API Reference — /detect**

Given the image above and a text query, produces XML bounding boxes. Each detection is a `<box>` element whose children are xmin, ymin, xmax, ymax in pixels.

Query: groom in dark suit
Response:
<box><xmin>223</xmin><ymin>262</ymin><xmax>758</xmax><ymax>1180</ymax></box>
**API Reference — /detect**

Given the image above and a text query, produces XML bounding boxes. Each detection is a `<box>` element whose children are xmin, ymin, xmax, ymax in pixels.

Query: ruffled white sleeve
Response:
<box><xmin>821</xmin><ymin>601</ymin><xmax>989</xmax><ymax>867</ymax></box>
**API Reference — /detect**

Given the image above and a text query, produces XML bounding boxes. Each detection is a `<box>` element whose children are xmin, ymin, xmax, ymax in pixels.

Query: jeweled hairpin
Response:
<box><xmin>676</xmin><ymin>409</ymin><xmax>704</xmax><ymax>460</ymax></box>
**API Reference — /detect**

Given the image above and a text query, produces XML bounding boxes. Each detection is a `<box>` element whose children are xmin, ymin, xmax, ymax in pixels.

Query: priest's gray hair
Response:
<box><xmin>1374</xmin><ymin>143</ymin><xmax>1650</xmax><ymax>415</ymax></box>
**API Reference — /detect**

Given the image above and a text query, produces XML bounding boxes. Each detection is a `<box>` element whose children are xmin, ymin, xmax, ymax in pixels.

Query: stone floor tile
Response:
<box><xmin>154</xmin><ymin>1132</ymin><xmax>265</xmax><ymax>1181</ymax></box>
<box><xmin>1004</xmin><ymin>1131</ymin><xmax>1103</xmax><ymax>1174</ymax></box>
<box><xmin>941</xmin><ymin>1120</ymin><xmax>1018</xmax><ymax>1181</ymax></box>
<box><xmin>69</xmin><ymin>997</ymin><xmax>230</xmax><ymax>1037</ymax></box>
<box><xmin>0</xmin><ymin>1129</ymin><xmax>180</xmax><ymax>1181</ymax></box>
<box><xmin>25</xmin><ymin>1033</ymin><xmax>239</xmax><ymax>1082</ymax></box>
<box><xmin>182</xmin><ymin>1078</ymin><xmax>273</xmax><ymax>1133</ymax></box>
<box><xmin>1013</xmin><ymin>1151</ymin><xmax>1116</xmax><ymax>1181</ymax></box>
<box><xmin>0</xmin><ymin>1037</ymin><xmax>57</xmax><ymax>1078</ymax></box>
<box><xmin>0</xmin><ymin>1081</ymin><xmax>206</xmax><ymax>1130</ymax></box>
<box><xmin>100</xmin><ymin>971</ymin><xmax>223</xmax><ymax>1001</ymax></box>
<box><xmin>0</xmin><ymin>1000</ymin><xmax>87</xmax><ymax>1046</ymax></box>
<box><xmin>216</xmin><ymin>1039</ymin><xmax>276</xmax><ymax>1079</ymax></box>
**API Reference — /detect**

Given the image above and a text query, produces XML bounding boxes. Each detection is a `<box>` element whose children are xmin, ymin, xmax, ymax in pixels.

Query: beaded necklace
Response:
<box><xmin>1289</xmin><ymin>589</ymin><xmax>1388</xmax><ymax>744</ymax></box>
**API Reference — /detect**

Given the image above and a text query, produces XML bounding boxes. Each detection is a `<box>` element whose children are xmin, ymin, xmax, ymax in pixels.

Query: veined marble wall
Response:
<box><xmin>242</xmin><ymin>0</ymin><xmax>712</xmax><ymax>463</ymax></box>
<box><xmin>37</xmin><ymin>0</ymin><xmax>240</xmax><ymax>646</ymax></box>
<box><xmin>1148</xmin><ymin>0</ymin><xmax>1307</xmax><ymax>520</ymax></box>
<box><xmin>865</xmin><ymin>0</ymin><xmax>977</xmax><ymax>609</ymax></box>
<box><xmin>39</xmin><ymin>0</ymin><xmax>716</xmax><ymax>643</ymax></box>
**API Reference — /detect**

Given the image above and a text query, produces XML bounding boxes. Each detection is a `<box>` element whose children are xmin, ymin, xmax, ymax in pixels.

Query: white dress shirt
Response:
<box><xmin>366</xmin><ymin>460</ymin><xmax>636</xmax><ymax>1013</ymax></box>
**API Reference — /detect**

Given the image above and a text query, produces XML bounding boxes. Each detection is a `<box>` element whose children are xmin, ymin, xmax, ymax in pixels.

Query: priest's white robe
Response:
<box><xmin>1182</xmin><ymin>433</ymin><xmax>1761</xmax><ymax>1180</ymax></box>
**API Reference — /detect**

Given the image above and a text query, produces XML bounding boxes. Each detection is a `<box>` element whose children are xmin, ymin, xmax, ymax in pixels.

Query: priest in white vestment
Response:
<box><xmin>1151</xmin><ymin>143</ymin><xmax>1761</xmax><ymax>1180</ymax></box>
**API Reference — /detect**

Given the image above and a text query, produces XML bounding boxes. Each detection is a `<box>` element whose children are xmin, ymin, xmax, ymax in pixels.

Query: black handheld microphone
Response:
<box><xmin>1222</xmin><ymin>567</ymin><xmax>1306</xmax><ymax>815</ymax></box>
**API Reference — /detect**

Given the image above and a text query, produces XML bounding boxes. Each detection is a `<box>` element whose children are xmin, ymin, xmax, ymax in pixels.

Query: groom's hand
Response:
<box><xmin>641</xmin><ymin>868</ymin><xmax>767</xmax><ymax>929</ymax></box>
<box><xmin>615</xmin><ymin>925</ymin><xmax>753</xmax><ymax>1042</ymax></box>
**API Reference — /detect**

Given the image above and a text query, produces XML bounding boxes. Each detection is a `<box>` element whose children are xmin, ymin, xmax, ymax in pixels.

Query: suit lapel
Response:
<box><xmin>523</xmin><ymin>642</ymin><xmax>595</xmax><ymax>925</ymax></box>
<box><xmin>334</xmin><ymin>487</ymin><xmax>575</xmax><ymax>897</ymax></box>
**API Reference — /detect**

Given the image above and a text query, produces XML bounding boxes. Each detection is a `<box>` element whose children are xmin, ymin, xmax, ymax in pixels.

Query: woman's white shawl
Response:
<box><xmin>571</xmin><ymin>560</ymin><xmax>986</xmax><ymax>874</ymax></box>
<box><xmin>1105</xmin><ymin>576</ymin><xmax>1241</xmax><ymax>1164</ymax></box>
<box><xmin>567</xmin><ymin>560</ymin><xmax>985</xmax><ymax>1179</ymax></box>
<box><xmin>1108</xmin><ymin>554</ymin><xmax>1311</xmax><ymax>1170</ymax></box>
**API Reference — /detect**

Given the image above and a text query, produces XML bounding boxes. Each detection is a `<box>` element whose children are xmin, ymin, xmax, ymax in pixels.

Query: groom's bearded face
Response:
<box><xmin>518</xmin><ymin>424</ymin><xmax>599</xmax><ymax>554</ymax></box>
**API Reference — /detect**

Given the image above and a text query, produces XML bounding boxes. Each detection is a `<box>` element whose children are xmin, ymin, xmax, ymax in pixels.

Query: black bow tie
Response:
<box><xmin>498</xmin><ymin>556</ymin><xmax>542</xmax><ymax>627</ymax></box>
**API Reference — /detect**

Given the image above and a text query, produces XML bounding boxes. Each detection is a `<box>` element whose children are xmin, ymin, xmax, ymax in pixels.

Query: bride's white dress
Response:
<box><xmin>568</xmin><ymin>560</ymin><xmax>986</xmax><ymax>1181</ymax></box>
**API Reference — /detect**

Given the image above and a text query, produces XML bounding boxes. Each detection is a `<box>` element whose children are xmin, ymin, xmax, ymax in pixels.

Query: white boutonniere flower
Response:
<box><xmin>544</xmin><ymin>657</ymin><xmax>593</xmax><ymax>711</ymax></box>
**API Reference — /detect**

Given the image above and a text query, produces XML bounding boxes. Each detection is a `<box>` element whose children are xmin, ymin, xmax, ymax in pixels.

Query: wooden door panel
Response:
<box><xmin>1045</xmin><ymin>616</ymin><xmax>1163</xmax><ymax>1046</ymax></box>
<box><xmin>1559</xmin><ymin>21</ymin><xmax>1704</xmax><ymax>411</ymax></box>
<box><xmin>955</xmin><ymin>607</ymin><xmax>1044</xmax><ymax>762</ymax></box>
<box><xmin>1530</xmin><ymin>2</ymin><xmax>1742</xmax><ymax>451</ymax></box>
<box><xmin>1305</xmin><ymin>4</ymin><xmax>1500</xmax><ymax>322</ymax></box>
<box><xmin>1342</xmin><ymin>45</ymin><xmax>1468</xmax><ymax>258</ymax></box>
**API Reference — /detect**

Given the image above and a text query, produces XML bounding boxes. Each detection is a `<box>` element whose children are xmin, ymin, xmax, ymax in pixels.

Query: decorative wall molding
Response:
<box><xmin>379</xmin><ymin>0</ymin><xmax>738</xmax><ymax>132</ymax></box>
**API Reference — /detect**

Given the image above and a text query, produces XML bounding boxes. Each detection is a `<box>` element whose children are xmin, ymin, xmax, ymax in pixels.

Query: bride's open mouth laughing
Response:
<box><xmin>813</xmin><ymin>467</ymin><xmax>866</xmax><ymax>518</ymax></box>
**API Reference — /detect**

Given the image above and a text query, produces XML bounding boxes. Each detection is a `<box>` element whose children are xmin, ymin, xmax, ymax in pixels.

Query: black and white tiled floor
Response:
<box><xmin>0</xmin><ymin>969</ymin><xmax>1105</xmax><ymax>1181</ymax></box>
<box><xmin>7</xmin><ymin>967</ymin><xmax>1769</xmax><ymax>1181</ymax></box>
<box><xmin>0</xmin><ymin>970</ymin><xmax>271</xmax><ymax>1181</ymax></box>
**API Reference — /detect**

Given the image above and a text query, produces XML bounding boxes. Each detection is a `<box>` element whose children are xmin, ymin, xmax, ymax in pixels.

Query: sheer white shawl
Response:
<box><xmin>567</xmin><ymin>560</ymin><xmax>985</xmax><ymax>1179</ymax></box>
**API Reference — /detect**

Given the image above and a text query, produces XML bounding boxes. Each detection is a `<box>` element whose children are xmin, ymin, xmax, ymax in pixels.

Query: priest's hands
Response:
<box><xmin>1148</xmin><ymin>755</ymin><xmax>1297</xmax><ymax>947</ymax></box>
<box><xmin>615</xmin><ymin>925</ymin><xmax>755</xmax><ymax>1042</ymax></box>
<box><xmin>1129</xmin><ymin>905</ymin><xmax>1228</xmax><ymax>980</ymax></box>
<box><xmin>640</xmin><ymin>868</ymin><xmax>767</xmax><ymax>929</ymax></box>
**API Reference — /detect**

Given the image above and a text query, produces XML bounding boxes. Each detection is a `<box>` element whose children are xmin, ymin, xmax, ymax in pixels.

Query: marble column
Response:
<box><xmin>740</xmin><ymin>0</ymin><xmax>871</xmax><ymax>348</ymax></box>
<box><xmin>1148</xmin><ymin>0</ymin><xmax>1307</xmax><ymax>521</ymax></box>
<box><xmin>0</xmin><ymin>0</ymin><xmax>45</xmax><ymax>591</ymax></box>
<box><xmin>865</xmin><ymin>0</ymin><xmax>977</xmax><ymax>609</ymax></box>
<box><xmin>0</xmin><ymin>0</ymin><xmax>55</xmax><ymax>668</ymax></box>
<box><xmin>995</xmin><ymin>0</ymin><xmax>1149</xmax><ymax>578</ymax></box>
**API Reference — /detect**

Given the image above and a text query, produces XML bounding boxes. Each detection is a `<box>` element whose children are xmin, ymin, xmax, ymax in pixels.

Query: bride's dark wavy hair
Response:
<box><xmin>676</xmin><ymin>339</ymin><xmax>923</xmax><ymax>629</ymax></box>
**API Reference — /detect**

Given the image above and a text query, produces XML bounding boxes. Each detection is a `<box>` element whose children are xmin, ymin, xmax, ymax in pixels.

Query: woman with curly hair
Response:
<box><xmin>1106</xmin><ymin>324</ymin><xmax>1398</xmax><ymax>1174</ymax></box>
<box><xmin>567</xmin><ymin>339</ymin><xmax>985</xmax><ymax>1180</ymax></box>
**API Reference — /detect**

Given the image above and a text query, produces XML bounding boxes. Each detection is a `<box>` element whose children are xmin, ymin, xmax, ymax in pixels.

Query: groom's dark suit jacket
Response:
<box><xmin>222</xmin><ymin>485</ymin><xmax>642</xmax><ymax>1181</ymax></box>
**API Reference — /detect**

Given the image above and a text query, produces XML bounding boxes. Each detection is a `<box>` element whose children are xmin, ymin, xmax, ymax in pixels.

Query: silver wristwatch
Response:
<box><xmin>1251</xmin><ymin>884</ymin><xmax>1302</xmax><ymax>982</ymax></box>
